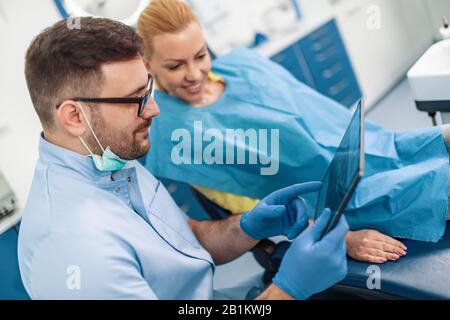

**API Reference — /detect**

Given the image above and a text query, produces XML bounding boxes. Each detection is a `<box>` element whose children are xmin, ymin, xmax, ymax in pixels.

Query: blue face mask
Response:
<box><xmin>78</xmin><ymin>104</ymin><xmax>127</xmax><ymax>172</ymax></box>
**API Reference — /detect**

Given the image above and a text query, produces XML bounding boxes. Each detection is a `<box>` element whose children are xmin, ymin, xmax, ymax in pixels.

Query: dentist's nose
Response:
<box><xmin>141</xmin><ymin>96</ymin><xmax>160</xmax><ymax>120</ymax></box>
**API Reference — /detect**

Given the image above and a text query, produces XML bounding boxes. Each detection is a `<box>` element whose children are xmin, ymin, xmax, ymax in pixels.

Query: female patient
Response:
<box><xmin>137</xmin><ymin>0</ymin><xmax>450</xmax><ymax>263</ymax></box>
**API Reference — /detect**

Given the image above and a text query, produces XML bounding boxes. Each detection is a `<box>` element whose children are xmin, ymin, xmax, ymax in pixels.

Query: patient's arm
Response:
<box><xmin>256</xmin><ymin>284</ymin><xmax>294</xmax><ymax>300</ymax></box>
<box><xmin>345</xmin><ymin>230</ymin><xmax>407</xmax><ymax>264</ymax></box>
<box><xmin>188</xmin><ymin>215</ymin><xmax>258</xmax><ymax>265</ymax></box>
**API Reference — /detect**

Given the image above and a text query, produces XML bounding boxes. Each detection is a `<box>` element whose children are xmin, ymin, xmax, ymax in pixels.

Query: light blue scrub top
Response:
<box><xmin>18</xmin><ymin>135</ymin><xmax>215</xmax><ymax>299</ymax></box>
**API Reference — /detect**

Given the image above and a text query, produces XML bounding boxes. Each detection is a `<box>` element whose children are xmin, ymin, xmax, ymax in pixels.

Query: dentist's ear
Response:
<box><xmin>56</xmin><ymin>100</ymin><xmax>87</xmax><ymax>137</ymax></box>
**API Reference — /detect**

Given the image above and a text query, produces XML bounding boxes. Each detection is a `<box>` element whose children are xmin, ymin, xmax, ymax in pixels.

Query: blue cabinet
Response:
<box><xmin>0</xmin><ymin>227</ymin><xmax>29</xmax><ymax>300</ymax></box>
<box><xmin>270</xmin><ymin>19</ymin><xmax>361</xmax><ymax>108</ymax></box>
<box><xmin>271</xmin><ymin>44</ymin><xmax>313</xmax><ymax>87</ymax></box>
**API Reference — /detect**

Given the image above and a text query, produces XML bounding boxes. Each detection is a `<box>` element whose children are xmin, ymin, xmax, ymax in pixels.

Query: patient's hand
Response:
<box><xmin>345</xmin><ymin>230</ymin><xmax>407</xmax><ymax>264</ymax></box>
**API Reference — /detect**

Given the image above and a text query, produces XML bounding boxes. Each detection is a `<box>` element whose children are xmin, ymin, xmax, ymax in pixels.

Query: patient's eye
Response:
<box><xmin>167</xmin><ymin>64</ymin><xmax>181</xmax><ymax>71</ymax></box>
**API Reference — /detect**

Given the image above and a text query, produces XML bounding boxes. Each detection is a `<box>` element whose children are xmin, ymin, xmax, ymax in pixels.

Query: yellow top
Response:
<box><xmin>193</xmin><ymin>185</ymin><xmax>259</xmax><ymax>214</ymax></box>
<box><xmin>207</xmin><ymin>71</ymin><xmax>224</xmax><ymax>83</ymax></box>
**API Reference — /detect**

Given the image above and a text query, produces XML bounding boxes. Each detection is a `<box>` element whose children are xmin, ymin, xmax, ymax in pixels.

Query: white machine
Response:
<box><xmin>408</xmin><ymin>35</ymin><xmax>450</xmax><ymax>125</ymax></box>
<box><xmin>0</xmin><ymin>170</ymin><xmax>17</xmax><ymax>220</ymax></box>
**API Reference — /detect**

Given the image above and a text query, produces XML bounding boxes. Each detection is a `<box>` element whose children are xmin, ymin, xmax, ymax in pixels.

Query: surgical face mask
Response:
<box><xmin>77</xmin><ymin>103</ymin><xmax>127</xmax><ymax>172</ymax></box>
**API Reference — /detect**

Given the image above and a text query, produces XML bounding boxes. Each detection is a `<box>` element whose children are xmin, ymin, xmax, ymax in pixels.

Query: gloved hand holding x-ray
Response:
<box><xmin>273</xmin><ymin>209</ymin><xmax>349</xmax><ymax>300</ymax></box>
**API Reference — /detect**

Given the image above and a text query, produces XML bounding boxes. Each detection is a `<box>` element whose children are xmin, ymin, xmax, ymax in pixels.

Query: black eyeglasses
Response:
<box><xmin>56</xmin><ymin>74</ymin><xmax>154</xmax><ymax>117</ymax></box>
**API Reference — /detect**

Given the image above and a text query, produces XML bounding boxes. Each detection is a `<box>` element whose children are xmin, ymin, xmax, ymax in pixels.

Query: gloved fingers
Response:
<box><xmin>286</xmin><ymin>199</ymin><xmax>309</xmax><ymax>239</ymax></box>
<box><xmin>321</xmin><ymin>214</ymin><xmax>349</xmax><ymax>246</ymax></box>
<box><xmin>287</xmin><ymin>215</ymin><xmax>309</xmax><ymax>239</ymax></box>
<box><xmin>287</xmin><ymin>197</ymin><xmax>308</xmax><ymax>225</ymax></box>
<box><xmin>260</xmin><ymin>205</ymin><xmax>286</xmax><ymax>219</ymax></box>
<box><xmin>264</xmin><ymin>181</ymin><xmax>322</xmax><ymax>205</ymax></box>
<box><xmin>308</xmin><ymin>208</ymin><xmax>333</xmax><ymax>241</ymax></box>
<box><xmin>327</xmin><ymin>237</ymin><xmax>348</xmax><ymax>283</ymax></box>
<box><xmin>340</xmin><ymin>237</ymin><xmax>347</xmax><ymax>257</ymax></box>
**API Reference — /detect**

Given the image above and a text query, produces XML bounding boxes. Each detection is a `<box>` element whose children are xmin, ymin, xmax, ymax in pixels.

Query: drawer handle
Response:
<box><xmin>272</xmin><ymin>54</ymin><xmax>286</xmax><ymax>63</ymax></box>
<box><xmin>328</xmin><ymin>79</ymin><xmax>350</xmax><ymax>96</ymax></box>
<box><xmin>316</xmin><ymin>46</ymin><xmax>340</xmax><ymax>62</ymax></box>
<box><xmin>307</xmin><ymin>24</ymin><xmax>334</xmax><ymax>41</ymax></box>
<box><xmin>322</xmin><ymin>63</ymin><xmax>344</xmax><ymax>79</ymax></box>
<box><xmin>312</xmin><ymin>35</ymin><xmax>335</xmax><ymax>52</ymax></box>
<box><xmin>340</xmin><ymin>94</ymin><xmax>357</xmax><ymax>106</ymax></box>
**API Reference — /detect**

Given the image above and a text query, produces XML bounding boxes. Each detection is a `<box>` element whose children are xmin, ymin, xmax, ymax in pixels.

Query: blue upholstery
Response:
<box><xmin>0</xmin><ymin>227</ymin><xmax>29</xmax><ymax>300</ymax></box>
<box><xmin>339</xmin><ymin>221</ymin><xmax>450</xmax><ymax>299</ymax></box>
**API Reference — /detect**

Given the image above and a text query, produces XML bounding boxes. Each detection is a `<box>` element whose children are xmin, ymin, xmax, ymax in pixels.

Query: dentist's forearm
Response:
<box><xmin>188</xmin><ymin>215</ymin><xmax>258</xmax><ymax>265</ymax></box>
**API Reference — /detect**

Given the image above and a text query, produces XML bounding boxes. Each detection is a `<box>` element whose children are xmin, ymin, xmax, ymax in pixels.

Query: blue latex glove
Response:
<box><xmin>240</xmin><ymin>182</ymin><xmax>322</xmax><ymax>240</ymax></box>
<box><xmin>272</xmin><ymin>209</ymin><xmax>349</xmax><ymax>300</ymax></box>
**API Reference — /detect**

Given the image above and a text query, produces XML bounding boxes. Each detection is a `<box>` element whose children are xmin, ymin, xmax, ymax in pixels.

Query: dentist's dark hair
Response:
<box><xmin>25</xmin><ymin>17</ymin><xmax>144</xmax><ymax>130</ymax></box>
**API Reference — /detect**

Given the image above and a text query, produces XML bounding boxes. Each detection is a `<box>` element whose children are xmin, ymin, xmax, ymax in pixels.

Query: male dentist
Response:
<box><xmin>18</xmin><ymin>17</ymin><xmax>348</xmax><ymax>300</ymax></box>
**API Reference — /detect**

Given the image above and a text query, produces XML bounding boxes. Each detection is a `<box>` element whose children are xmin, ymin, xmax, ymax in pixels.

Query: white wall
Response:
<box><xmin>333</xmin><ymin>0</ymin><xmax>434</xmax><ymax>108</ymax></box>
<box><xmin>426</xmin><ymin>0</ymin><xmax>450</xmax><ymax>39</ymax></box>
<box><xmin>0</xmin><ymin>0</ymin><xmax>60</xmax><ymax>208</ymax></box>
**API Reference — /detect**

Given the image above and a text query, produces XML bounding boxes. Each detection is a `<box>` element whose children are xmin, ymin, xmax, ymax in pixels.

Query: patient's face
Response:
<box><xmin>146</xmin><ymin>22</ymin><xmax>212</xmax><ymax>105</ymax></box>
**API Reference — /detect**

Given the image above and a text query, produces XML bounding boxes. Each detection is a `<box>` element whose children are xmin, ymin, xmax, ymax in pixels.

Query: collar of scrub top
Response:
<box><xmin>38</xmin><ymin>133</ymin><xmax>136</xmax><ymax>182</ymax></box>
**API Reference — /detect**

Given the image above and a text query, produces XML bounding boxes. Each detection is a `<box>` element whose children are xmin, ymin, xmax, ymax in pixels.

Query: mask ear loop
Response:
<box><xmin>77</xmin><ymin>103</ymin><xmax>106</xmax><ymax>154</ymax></box>
<box><xmin>78</xmin><ymin>136</ymin><xmax>95</xmax><ymax>157</ymax></box>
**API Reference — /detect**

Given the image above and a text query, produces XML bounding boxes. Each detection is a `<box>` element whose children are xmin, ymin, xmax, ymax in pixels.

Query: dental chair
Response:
<box><xmin>324</xmin><ymin>220</ymin><xmax>450</xmax><ymax>300</ymax></box>
<box><xmin>168</xmin><ymin>181</ymin><xmax>450</xmax><ymax>299</ymax></box>
<box><xmin>174</xmin><ymin>180</ymin><xmax>450</xmax><ymax>299</ymax></box>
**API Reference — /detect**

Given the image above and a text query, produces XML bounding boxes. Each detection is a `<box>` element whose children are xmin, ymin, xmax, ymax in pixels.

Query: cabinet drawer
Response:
<box><xmin>322</xmin><ymin>77</ymin><xmax>352</xmax><ymax>97</ymax></box>
<box><xmin>309</xmin><ymin>60</ymin><xmax>353</xmax><ymax>89</ymax></box>
<box><xmin>300</xmin><ymin>29</ymin><xmax>340</xmax><ymax>57</ymax></box>
<box><xmin>269</xmin><ymin>18</ymin><xmax>361</xmax><ymax>108</ymax></box>
<box><xmin>271</xmin><ymin>45</ymin><xmax>309</xmax><ymax>84</ymax></box>
<box><xmin>317</xmin><ymin>77</ymin><xmax>361</xmax><ymax>107</ymax></box>
<box><xmin>338</xmin><ymin>91</ymin><xmax>360</xmax><ymax>107</ymax></box>
<box><xmin>301</xmin><ymin>20</ymin><xmax>338</xmax><ymax>46</ymax></box>
<box><xmin>300</xmin><ymin>39</ymin><xmax>347</xmax><ymax>67</ymax></box>
<box><xmin>271</xmin><ymin>48</ymin><xmax>298</xmax><ymax>66</ymax></box>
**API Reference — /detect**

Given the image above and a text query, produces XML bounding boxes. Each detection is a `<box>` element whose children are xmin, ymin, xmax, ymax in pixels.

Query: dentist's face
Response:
<box><xmin>81</xmin><ymin>57</ymin><xmax>160</xmax><ymax>160</ymax></box>
<box><xmin>146</xmin><ymin>22</ymin><xmax>212</xmax><ymax>104</ymax></box>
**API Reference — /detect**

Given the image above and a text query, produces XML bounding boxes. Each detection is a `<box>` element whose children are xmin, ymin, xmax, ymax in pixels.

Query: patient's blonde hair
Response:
<box><xmin>137</xmin><ymin>0</ymin><xmax>199</xmax><ymax>59</ymax></box>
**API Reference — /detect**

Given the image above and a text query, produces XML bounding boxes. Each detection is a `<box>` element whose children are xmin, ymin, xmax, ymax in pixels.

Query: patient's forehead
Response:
<box><xmin>152</xmin><ymin>22</ymin><xmax>206</xmax><ymax>61</ymax></box>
